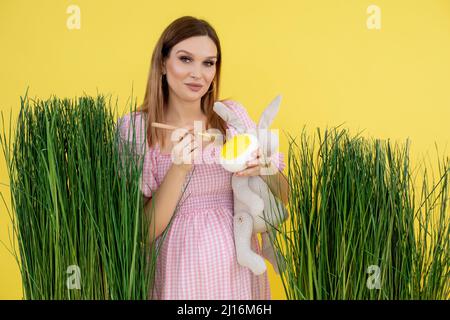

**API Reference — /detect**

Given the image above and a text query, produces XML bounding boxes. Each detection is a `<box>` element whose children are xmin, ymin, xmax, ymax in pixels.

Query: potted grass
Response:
<box><xmin>0</xmin><ymin>90</ymin><xmax>174</xmax><ymax>299</ymax></box>
<box><xmin>266</xmin><ymin>126</ymin><xmax>449</xmax><ymax>300</ymax></box>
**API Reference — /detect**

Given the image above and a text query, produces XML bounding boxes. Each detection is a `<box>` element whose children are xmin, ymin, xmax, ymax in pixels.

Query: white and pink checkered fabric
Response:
<box><xmin>117</xmin><ymin>100</ymin><xmax>285</xmax><ymax>300</ymax></box>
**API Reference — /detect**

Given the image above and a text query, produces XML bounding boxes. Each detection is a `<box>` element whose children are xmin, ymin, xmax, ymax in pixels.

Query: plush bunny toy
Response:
<box><xmin>213</xmin><ymin>95</ymin><xmax>289</xmax><ymax>275</ymax></box>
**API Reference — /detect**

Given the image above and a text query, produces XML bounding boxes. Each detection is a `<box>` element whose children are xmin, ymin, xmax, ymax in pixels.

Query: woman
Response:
<box><xmin>117</xmin><ymin>16</ymin><xmax>288</xmax><ymax>299</ymax></box>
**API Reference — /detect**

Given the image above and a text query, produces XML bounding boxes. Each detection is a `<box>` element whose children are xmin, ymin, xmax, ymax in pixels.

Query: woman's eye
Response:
<box><xmin>179</xmin><ymin>56</ymin><xmax>215</xmax><ymax>67</ymax></box>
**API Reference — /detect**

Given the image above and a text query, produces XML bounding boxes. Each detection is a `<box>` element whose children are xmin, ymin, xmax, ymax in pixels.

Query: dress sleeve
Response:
<box><xmin>221</xmin><ymin>100</ymin><xmax>286</xmax><ymax>172</ymax></box>
<box><xmin>116</xmin><ymin>112</ymin><xmax>158</xmax><ymax>198</ymax></box>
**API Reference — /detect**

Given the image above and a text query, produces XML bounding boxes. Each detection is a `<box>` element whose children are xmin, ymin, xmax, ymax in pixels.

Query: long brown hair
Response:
<box><xmin>136</xmin><ymin>16</ymin><xmax>229</xmax><ymax>150</ymax></box>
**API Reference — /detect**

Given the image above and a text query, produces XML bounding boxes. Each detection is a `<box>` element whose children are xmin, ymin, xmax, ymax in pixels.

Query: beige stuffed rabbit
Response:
<box><xmin>213</xmin><ymin>95</ymin><xmax>288</xmax><ymax>275</ymax></box>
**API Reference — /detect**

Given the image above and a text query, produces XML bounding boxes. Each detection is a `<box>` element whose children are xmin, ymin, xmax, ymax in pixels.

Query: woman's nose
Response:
<box><xmin>189</xmin><ymin>64</ymin><xmax>202</xmax><ymax>79</ymax></box>
<box><xmin>190</xmin><ymin>72</ymin><xmax>200</xmax><ymax>79</ymax></box>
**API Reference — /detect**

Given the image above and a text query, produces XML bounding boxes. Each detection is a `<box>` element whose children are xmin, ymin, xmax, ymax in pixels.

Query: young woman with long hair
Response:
<box><xmin>118</xmin><ymin>15</ymin><xmax>287</xmax><ymax>299</ymax></box>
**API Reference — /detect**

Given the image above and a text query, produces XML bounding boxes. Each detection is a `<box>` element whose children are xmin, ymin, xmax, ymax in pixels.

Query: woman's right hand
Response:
<box><xmin>170</xmin><ymin>125</ymin><xmax>199</xmax><ymax>173</ymax></box>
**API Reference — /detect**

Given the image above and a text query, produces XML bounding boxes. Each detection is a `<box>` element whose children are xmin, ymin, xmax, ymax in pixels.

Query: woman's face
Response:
<box><xmin>163</xmin><ymin>36</ymin><xmax>218</xmax><ymax>102</ymax></box>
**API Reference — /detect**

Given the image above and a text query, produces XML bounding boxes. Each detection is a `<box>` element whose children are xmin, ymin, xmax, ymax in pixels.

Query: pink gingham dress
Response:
<box><xmin>117</xmin><ymin>100</ymin><xmax>285</xmax><ymax>300</ymax></box>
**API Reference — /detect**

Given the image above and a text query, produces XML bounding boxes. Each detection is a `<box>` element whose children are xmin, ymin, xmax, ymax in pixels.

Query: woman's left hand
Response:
<box><xmin>234</xmin><ymin>148</ymin><xmax>272</xmax><ymax>177</ymax></box>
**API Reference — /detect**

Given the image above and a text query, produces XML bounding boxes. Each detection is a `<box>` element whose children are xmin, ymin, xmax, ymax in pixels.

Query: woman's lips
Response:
<box><xmin>185</xmin><ymin>84</ymin><xmax>203</xmax><ymax>92</ymax></box>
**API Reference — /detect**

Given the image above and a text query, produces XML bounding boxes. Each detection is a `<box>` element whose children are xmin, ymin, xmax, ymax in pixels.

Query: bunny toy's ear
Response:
<box><xmin>257</xmin><ymin>95</ymin><xmax>282</xmax><ymax>130</ymax></box>
<box><xmin>213</xmin><ymin>101</ymin><xmax>247</xmax><ymax>133</ymax></box>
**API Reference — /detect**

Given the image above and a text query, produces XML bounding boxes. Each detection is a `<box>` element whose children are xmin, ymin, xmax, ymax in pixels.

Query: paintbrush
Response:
<box><xmin>151</xmin><ymin>122</ymin><xmax>217</xmax><ymax>141</ymax></box>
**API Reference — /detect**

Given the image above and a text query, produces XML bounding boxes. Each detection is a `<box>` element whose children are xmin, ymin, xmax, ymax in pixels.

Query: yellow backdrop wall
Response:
<box><xmin>1</xmin><ymin>0</ymin><xmax>449</xmax><ymax>299</ymax></box>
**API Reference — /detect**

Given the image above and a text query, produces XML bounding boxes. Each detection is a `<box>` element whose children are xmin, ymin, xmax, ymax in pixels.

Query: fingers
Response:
<box><xmin>172</xmin><ymin>130</ymin><xmax>200</xmax><ymax>166</ymax></box>
<box><xmin>179</xmin><ymin>133</ymin><xmax>194</xmax><ymax>147</ymax></box>
<box><xmin>245</xmin><ymin>160</ymin><xmax>260</xmax><ymax>167</ymax></box>
<box><xmin>235</xmin><ymin>148</ymin><xmax>273</xmax><ymax>176</ymax></box>
<box><xmin>235</xmin><ymin>166</ymin><xmax>260</xmax><ymax>177</ymax></box>
<box><xmin>173</xmin><ymin>133</ymin><xmax>196</xmax><ymax>154</ymax></box>
<box><xmin>175</xmin><ymin>125</ymin><xmax>195</xmax><ymax>142</ymax></box>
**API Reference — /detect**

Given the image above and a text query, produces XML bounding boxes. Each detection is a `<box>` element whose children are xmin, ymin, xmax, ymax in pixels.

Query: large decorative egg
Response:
<box><xmin>219</xmin><ymin>133</ymin><xmax>259</xmax><ymax>172</ymax></box>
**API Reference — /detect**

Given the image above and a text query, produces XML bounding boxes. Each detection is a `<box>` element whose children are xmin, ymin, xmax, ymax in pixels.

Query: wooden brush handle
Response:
<box><xmin>151</xmin><ymin>122</ymin><xmax>216</xmax><ymax>140</ymax></box>
<box><xmin>151</xmin><ymin>122</ymin><xmax>178</xmax><ymax>130</ymax></box>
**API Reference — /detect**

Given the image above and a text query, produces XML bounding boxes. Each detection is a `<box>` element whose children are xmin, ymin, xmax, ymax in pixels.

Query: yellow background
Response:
<box><xmin>1</xmin><ymin>0</ymin><xmax>449</xmax><ymax>299</ymax></box>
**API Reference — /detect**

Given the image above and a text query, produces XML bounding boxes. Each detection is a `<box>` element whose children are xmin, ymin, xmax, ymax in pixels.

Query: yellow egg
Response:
<box><xmin>219</xmin><ymin>133</ymin><xmax>259</xmax><ymax>172</ymax></box>
<box><xmin>221</xmin><ymin>134</ymin><xmax>251</xmax><ymax>159</ymax></box>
